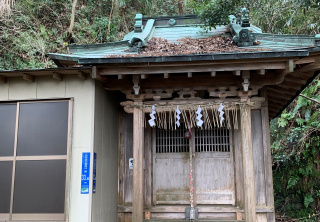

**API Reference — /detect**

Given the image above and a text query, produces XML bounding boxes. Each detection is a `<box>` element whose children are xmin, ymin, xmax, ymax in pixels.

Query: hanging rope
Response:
<box><xmin>127</xmin><ymin>102</ymin><xmax>253</xmax><ymax>130</ymax></box>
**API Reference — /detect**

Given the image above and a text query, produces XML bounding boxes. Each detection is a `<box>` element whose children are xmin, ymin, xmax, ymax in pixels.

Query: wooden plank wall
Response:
<box><xmin>261</xmin><ymin>87</ymin><xmax>276</xmax><ymax>222</ymax></box>
<box><xmin>251</xmin><ymin>110</ymin><xmax>267</xmax><ymax>206</ymax></box>
<box><xmin>144</xmin><ymin>125</ymin><xmax>152</xmax><ymax>207</ymax></box>
<box><xmin>118</xmin><ymin>113</ymin><xmax>153</xmax><ymax>222</ymax></box>
<box><xmin>123</xmin><ymin>114</ymin><xmax>133</xmax><ymax>205</ymax></box>
<box><xmin>233</xmin><ymin>118</ymin><xmax>244</xmax><ymax>209</ymax></box>
<box><xmin>234</xmin><ymin>108</ymin><xmax>274</xmax><ymax>222</ymax></box>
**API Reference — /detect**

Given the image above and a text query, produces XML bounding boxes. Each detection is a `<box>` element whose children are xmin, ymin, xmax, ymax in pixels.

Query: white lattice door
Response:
<box><xmin>153</xmin><ymin>127</ymin><xmax>235</xmax><ymax>205</ymax></box>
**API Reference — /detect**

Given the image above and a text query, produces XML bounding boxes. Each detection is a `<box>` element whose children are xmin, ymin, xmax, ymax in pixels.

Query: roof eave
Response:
<box><xmin>77</xmin><ymin>50</ymin><xmax>310</xmax><ymax>65</ymax></box>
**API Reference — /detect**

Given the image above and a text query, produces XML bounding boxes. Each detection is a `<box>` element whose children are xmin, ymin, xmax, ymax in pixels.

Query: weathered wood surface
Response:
<box><xmin>118</xmin><ymin>205</ymin><xmax>274</xmax><ymax>213</ymax></box>
<box><xmin>144</xmin><ymin>126</ymin><xmax>152</xmax><ymax>207</ymax></box>
<box><xmin>251</xmin><ymin>110</ymin><xmax>266</xmax><ymax>205</ymax></box>
<box><xmin>132</xmin><ymin>104</ymin><xmax>144</xmax><ymax>222</ymax></box>
<box><xmin>194</xmin><ymin>153</ymin><xmax>235</xmax><ymax>205</ymax></box>
<box><xmin>153</xmin><ymin>153</ymin><xmax>190</xmax><ymax>204</ymax></box>
<box><xmin>233</xmin><ymin>119</ymin><xmax>244</xmax><ymax>208</ymax></box>
<box><xmin>104</xmin><ymin>71</ymin><xmax>290</xmax><ymax>91</ymax></box>
<box><xmin>150</xmin><ymin>212</ymin><xmax>237</xmax><ymax>220</ymax></box>
<box><xmin>240</xmin><ymin>104</ymin><xmax>256</xmax><ymax>222</ymax></box>
<box><xmin>124</xmin><ymin>114</ymin><xmax>133</xmax><ymax>205</ymax></box>
<box><xmin>257</xmin><ymin>213</ymin><xmax>268</xmax><ymax>222</ymax></box>
<box><xmin>118</xmin><ymin>111</ymin><xmax>126</xmax><ymax>206</ymax></box>
<box><xmin>261</xmin><ymin>87</ymin><xmax>276</xmax><ymax>222</ymax></box>
<box><xmin>99</xmin><ymin>62</ymin><xmax>286</xmax><ymax>75</ymax></box>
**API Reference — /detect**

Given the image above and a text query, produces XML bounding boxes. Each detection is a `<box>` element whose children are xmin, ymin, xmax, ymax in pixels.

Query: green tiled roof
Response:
<box><xmin>47</xmin><ymin>14</ymin><xmax>320</xmax><ymax>65</ymax></box>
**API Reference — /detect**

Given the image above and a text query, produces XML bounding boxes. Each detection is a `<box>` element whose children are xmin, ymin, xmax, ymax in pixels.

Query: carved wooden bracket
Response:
<box><xmin>177</xmin><ymin>89</ymin><xmax>197</xmax><ymax>99</ymax></box>
<box><xmin>208</xmin><ymin>86</ymin><xmax>258</xmax><ymax>98</ymax></box>
<box><xmin>123</xmin><ymin>88</ymin><xmax>173</xmax><ymax>101</ymax></box>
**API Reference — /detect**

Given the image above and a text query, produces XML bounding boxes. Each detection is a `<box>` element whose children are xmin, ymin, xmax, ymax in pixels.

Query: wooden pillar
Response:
<box><xmin>133</xmin><ymin>102</ymin><xmax>144</xmax><ymax>222</ymax></box>
<box><xmin>261</xmin><ymin>87</ymin><xmax>275</xmax><ymax>222</ymax></box>
<box><xmin>240</xmin><ymin>103</ymin><xmax>257</xmax><ymax>222</ymax></box>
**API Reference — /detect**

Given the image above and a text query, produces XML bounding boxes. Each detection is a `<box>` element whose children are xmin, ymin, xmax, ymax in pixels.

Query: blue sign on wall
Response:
<box><xmin>81</xmin><ymin>152</ymin><xmax>90</xmax><ymax>194</ymax></box>
<box><xmin>93</xmin><ymin>152</ymin><xmax>96</xmax><ymax>193</ymax></box>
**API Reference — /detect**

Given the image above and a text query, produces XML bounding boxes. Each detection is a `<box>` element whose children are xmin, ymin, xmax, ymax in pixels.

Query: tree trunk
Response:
<box><xmin>68</xmin><ymin>0</ymin><xmax>78</xmax><ymax>35</ymax></box>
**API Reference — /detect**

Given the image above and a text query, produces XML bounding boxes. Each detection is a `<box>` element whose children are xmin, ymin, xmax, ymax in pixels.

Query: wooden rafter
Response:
<box><xmin>99</xmin><ymin>62</ymin><xmax>286</xmax><ymax>75</ymax></box>
<box><xmin>22</xmin><ymin>73</ymin><xmax>35</xmax><ymax>82</ymax></box>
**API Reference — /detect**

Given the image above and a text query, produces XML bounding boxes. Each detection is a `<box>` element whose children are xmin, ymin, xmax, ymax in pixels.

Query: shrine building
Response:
<box><xmin>0</xmin><ymin>12</ymin><xmax>320</xmax><ymax>222</ymax></box>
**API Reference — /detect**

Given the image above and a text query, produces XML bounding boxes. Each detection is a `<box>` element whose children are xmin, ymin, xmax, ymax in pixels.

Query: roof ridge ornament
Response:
<box><xmin>229</xmin><ymin>7</ymin><xmax>256</xmax><ymax>47</ymax></box>
<box><xmin>241</xmin><ymin>7</ymin><xmax>250</xmax><ymax>28</ymax></box>
<box><xmin>128</xmin><ymin>18</ymin><xmax>155</xmax><ymax>52</ymax></box>
<box><xmin>134</xmin><ymin>14</ymin><xmax>143</xmax><ymax>33</ymax></box>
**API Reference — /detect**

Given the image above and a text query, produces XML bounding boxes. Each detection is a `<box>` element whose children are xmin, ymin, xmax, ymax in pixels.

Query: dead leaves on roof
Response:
<box><xmin>141</xmin><ymin>36</ymin><xmax>244</xmax><ymax>56</ymax></box>
<box><xmin>106</xmin><ymin>36</ymin><xmax>264</xmax><ymax>58</ymax></box>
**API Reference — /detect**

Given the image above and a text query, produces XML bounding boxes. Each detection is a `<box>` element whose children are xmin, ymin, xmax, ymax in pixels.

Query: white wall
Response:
<box><xmin>91</xmin><ymin>81</ymin><xmax>119</xmax><ymax>222</ymax></box>
<box><xmin>0</xmin><ymin>75</ymin><xmax>95</xmax><ymax>222</ymax></box>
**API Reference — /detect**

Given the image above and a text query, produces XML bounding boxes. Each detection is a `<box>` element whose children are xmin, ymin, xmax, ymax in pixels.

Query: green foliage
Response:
<box><xmin>189</xmin><ymin>0</ymin><xmax>320</xmax><ymax>35</ymax></box>
<box><xmin>271</xmin><ymin>76</ymin><xmax>320</xmax><ymax>218</ymax></box>
<box><xmin>0</xmin><ymin>0</ymin><xmax>185</xmax><ymax>70</ymax></box>
<box><xmin>188</xmin><ymin>0</ymin><xmax>246</xmax><ymax>30</ymax></box>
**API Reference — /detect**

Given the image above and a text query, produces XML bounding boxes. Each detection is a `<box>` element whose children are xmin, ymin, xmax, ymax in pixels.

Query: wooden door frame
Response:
<box><xmin>151</xmin><ymin>126</ymin><xmax>236</xmax><ymax>207</ymax></box>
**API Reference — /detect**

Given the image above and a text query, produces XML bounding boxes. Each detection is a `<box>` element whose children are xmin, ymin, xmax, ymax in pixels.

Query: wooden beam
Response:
<box><xmin>22</xmin><ymin>73</ymin><xmax>35</xmax><ymax>82</ymax></box>
<box><xmin>0</xmin><ymin>76</ymin><xmax>7</xmax><ymax>83</ymax></box>
<box><xmin>164</xmin><ymin>73</ymin><xmax>169</xmax><ymax>78</ymax></box>
<box><xmin>268</xmin><ymin>93</ymin><xmax>292</xmax><ymax>101</ymax></box>
<box><xmin>267</xmin><ymin>87</ymin><xmax>295</xmax><ymax>96</ymax></box>
<box><xmin>53</xmin><ymin>72</ymin><xmax>63</xmax><ymax>81</ymax></box>
<box><xmin>260</xmin><ymin>91</ymin><xmax>276</xmax><ymax>221</ymax></box>
<box><xmin>118</xmin><ymin>205</ymin><xmax>274</xmax><ymax>213</ymax></box>
<box><xmin>121</xmin><ymin>97</ymin><xmax>265</xmax><ymax>113</ymax></box>
<box><xmin>98</xmin><ymin>57</ymin><xmax>297</xmax><ymax>68</ymax></box>
<box><xmin>132</xmin><ymin>75</ymin><xmax>140</xmax><ymax>95</ymax></box>
<box><xmin>268</xmin><ymin>85</ymin><xmax>297</xmax><ymax>93</ymax></box>
<box><xmin>268</xmin><ymin>106</ymin><xmax>283</xmax><ymax>113</ymax></box>
<box><xmin>132</xmin><ymin>102</ymin><xmax>144</xmax><ymax>222</ymax></box>
<box><xmin>78</xmin><ymin>71</ymin><xmax>87</xmax><ymax>80</ymax></box>
<box><xmin>280</xmin><ymin>81</ymin><xmax>303</xmax><ymax>90</ymax></box>
<box><xmin>92</xmin><ymin>66</ymin><xmax>97</xmax><ymax>78</ymax></box>
<box><xmin>92</xmin><ymin>66</ymin><xmax>108</xmax><ymax>82</ymax></box>
<box><xmin>188</xmin><ymin>72</ymin><xmax>192</xmax><ymax>78</ymax></box>
<box><xmin>233</xmin><ymin>70</ymin><xmax>241</xmax><ymax>76</ymax></box>
<box><xmin>294</xmin><ymin>57</ymin><xmax>315</xmax><ymax>65</ymax></box>
<box><xmin>286</xmin><ymin>59</ymin><xmax>294</xmax><ymax>73</ymax></box>
<box><xmin>99</xmin><ymin>62</ymin><xmax>286</xmax><ymax>75</ymax></box>
<box><xmin>285</xmin><ymin>75</ymin><xmax>307</xmax><ymax>85</ymax></box>
<box><xmin>240</xmin><ymin>103</ymin><xmax>256</xmax><ymax>222</ymax></box>
<box><xmin>141</xmin><ymin>74</ymin><xmax>148</xmax><ymax>79</ymax></box>
<box><xmin>258</xmin><ymin>69</ymin><xmax>265</xmax><ymax>75</ymax></box>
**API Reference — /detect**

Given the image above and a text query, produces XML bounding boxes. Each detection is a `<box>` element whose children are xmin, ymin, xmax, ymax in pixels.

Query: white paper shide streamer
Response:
<box><xmin>196</xmin><ymin>105</ymin><xmax>203</xmax><ymax>127</ymax></box>
<box><xmin>148</xmin><ymin>105</ymin><xmax>156</xmax><ymax>127</ymax></box>
<box><xmin>141</xmin><ymin>102</ymin><xmax>240</xmax><ymax>130</ymax></box>
<box><xmin>218</xmin><ymin>103</ymin><xmax>224</xmax><ymax>125</ymax></box>
<box><xmin>176</xmin><ymin>105</ymin><xmax>181</xmax><ymax>127</ymax></box>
